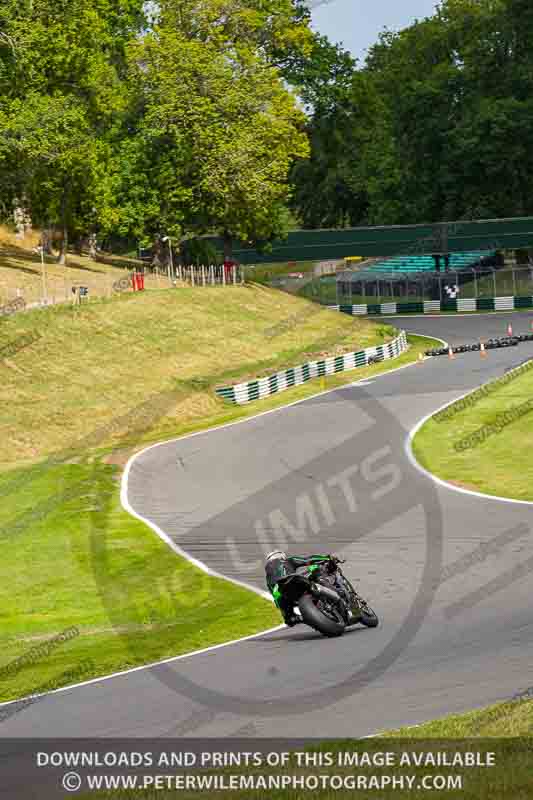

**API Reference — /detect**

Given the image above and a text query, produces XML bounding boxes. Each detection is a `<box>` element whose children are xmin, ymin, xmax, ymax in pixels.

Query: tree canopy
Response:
<box><xmin>291</xmin><ymin>0</ymin><xmax>533</xmax><ymax>228</ymax></box>
<box><xmin>0</xmin><ymin>0</ymin><xmax>311</xmax><ymax>255</ymax></box>
<box><xmin>1</xmin><ymin>0</ymin><xmax>533</xmax><ymax>252</ymax></box>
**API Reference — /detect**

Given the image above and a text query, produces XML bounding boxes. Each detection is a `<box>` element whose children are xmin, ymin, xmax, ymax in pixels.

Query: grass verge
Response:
<box><xmin>1</xmin><ymin>284</ymin><xmax>438</xmax><ymax>702</ymax></box>
<box><xmin>0</xmin><ymin>285</ymin><xmax>395</xmax><ymax>468</ymax></box>
<box><xmin>412</xmin><ymin>359</ymin><xmax>533</xmax><ymax>500</ymax></box>
<box><xmin>82</xmin><ymin>701</ymin><xmax>533</xmax><ymax>799</ymax></box>
<box><xmin>387</xmin><ymin>696</ymin><xmax>533</xmax><ymax>737</ymax></box>
<box><xmin>0</xmin><ymin>462</ymin><xmax>281</xmax><ymax>702</ymax></box>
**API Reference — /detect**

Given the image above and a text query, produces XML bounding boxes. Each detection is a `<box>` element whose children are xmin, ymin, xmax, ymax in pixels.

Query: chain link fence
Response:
<box><xmin>0</xmin><ymin>271</ymin><xmax>178</xmax><ymax>317</ymax></box>
<box><xmin>306</xmin><ymin>265</ymin><xmax>533</xmax><ymax>306</ymax></box>
<box><xmin>0</xmin><ymin>263</ymin><xmax>245</xmax><ymax>318</ymax></box>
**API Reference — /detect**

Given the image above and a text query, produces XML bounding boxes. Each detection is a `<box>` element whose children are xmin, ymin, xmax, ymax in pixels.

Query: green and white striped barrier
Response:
<box><xmin>331</xmin><ymin>295</ymin><xmax>533</xmax><ymax>316</ymax></box>
<box><xmin>216</xmin><ymin>331</ymin><xmax>408</xmax><ymax>405</ymax></box>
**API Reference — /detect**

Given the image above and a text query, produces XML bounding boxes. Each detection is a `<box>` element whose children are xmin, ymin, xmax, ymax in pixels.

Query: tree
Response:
<box><xmin>0</xmin><ymin>0</ymin><xmax>145</xmax><ymax>258</ymax></box>
<box><xmin>0</xmin><ymin>94</ymin><xmax>97</xmax><ymax>261</ymax></box>
<box><xmin>114</xmin><ymin>0</ymin><xmax>310</xmax><ymax>251</ymax></box>
<box><xmin>291</xmin><ymin>0</ymin><xmax>533</xmax><ymax>228</ymax></box>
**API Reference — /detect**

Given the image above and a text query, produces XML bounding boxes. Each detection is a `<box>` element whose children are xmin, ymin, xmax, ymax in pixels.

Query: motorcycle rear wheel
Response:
<box><xmin>359</xmin><ymin>602</ymin><xmax>379</xmax><ymax>628</ymax></box>
<box><xmin>298</xmin><ymin>593</ymin><xmax>345</xmax><ymax>638</ymax></box>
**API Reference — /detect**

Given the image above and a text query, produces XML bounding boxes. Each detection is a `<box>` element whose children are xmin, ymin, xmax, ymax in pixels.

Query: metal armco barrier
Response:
<box><xmin>426</xmin><ymin>334</ymin><xmax>533</xmax><ymax>357</ymax></box>
<box><xmin>216</xmin><ymin>331</ymin><xmax>408</xmax><ymax>405</ymax></box>
<box><xmin>331</xmin><ymin>295</ymin><xmax>533</xmax><ymax>316</ymax></box>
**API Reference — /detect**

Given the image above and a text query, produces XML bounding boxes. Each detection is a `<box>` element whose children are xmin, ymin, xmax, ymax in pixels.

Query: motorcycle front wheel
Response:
<box><xmin>298</xmin><ymin>593</ymin><xmax>345</xmax><ymax>638</ymax></box>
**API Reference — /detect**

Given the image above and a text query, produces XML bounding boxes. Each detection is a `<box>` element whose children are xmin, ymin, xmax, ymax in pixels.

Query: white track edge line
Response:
<box><xmin>121</xmin><ymin>462</ymin><xmax>273</xmax><ymax>602</ymax></box>
<box><xmin>0</xmin><ymin>624</ymin><xmax>286</xmax><ymax>710</ymax></box>
<box><xmin>0</xmin><ymin>334</ymin><xmax>429</xmax><ymax>710</ymax></box>
<box><xmin>405</xmin><ymin>360</ymin><xmax>533</xmax><ymax>507</ymax></box>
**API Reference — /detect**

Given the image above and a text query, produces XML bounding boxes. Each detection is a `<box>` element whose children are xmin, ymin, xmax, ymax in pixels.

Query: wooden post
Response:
<box><xmin>232</xmin><ymin>265</ymin><xmax>236</xmax><ymax>285</ymax></box>
<box><xmin>39</xmin><ymin>245</ymin><xmax>48</xmax><ymax>304</ymax></box>
<box><xmin>168</xmin><ymin>241</ymin><xmax>174</xmax><ymax>281</ymax></box>
<box><xmin>201</xmin><ymin>264</ymin><xmax>206</xmax><ymax>286</ymax></box>
<box><xmin>191</xmin><ymin>264</ymin><xmax>195</xmax><ymax>286</ymax></box>
<box><xmin>222</xmin><ymin>263</ymin><xmax>226</xmax><ymax>286</ymax></box>
<box><xmin>210</xmin><ymin>264</ymin><xmax>214</xmax><ymax>285</ymax></box>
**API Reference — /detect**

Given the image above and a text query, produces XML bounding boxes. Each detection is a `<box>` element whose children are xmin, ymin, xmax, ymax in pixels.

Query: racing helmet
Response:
<box><xmin>265</xmin><ymin>550</ymin><xmax>286</xmax><ymax>563</ymax></box>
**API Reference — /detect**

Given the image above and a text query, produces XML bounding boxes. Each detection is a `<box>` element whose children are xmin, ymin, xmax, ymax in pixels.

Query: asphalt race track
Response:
<box><xmin>1</xmin><ymin>312</ymin><xmax>533</xmax><ymax>739</ymax></box>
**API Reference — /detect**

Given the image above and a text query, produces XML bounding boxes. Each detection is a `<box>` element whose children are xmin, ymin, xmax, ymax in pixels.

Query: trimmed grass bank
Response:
<box><xmin>0</xmin><ymin>285</ymin><xmax>392</xmax><ymax>468</ymax></box>
<box><xmin>388</xmin><ymin>696</ymin><xmax>533</xmax><ymax>737</ymax></box>
<box><xmin>1</xmin><ymin>286</ymin><xmax>438</xmax><ymax>701</ymax></box>
<box><xmin>412</xmin><ymin>359</ymin><xmax>533</xmax><ymax>501</ymax></box>
<box><xmin>84</xmin><ymin>698</ymin><xmax>533</xmax><ymax>799</ymax></box>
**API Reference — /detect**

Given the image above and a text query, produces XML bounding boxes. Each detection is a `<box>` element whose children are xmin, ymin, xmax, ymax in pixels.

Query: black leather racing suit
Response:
<box><xmin>265</xmin><ymin>554</ymin><xmax>336</xmax><ymax>626</ymax></box>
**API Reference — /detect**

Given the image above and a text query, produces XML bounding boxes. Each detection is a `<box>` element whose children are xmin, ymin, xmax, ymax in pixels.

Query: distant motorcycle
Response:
<box><xmin>276</xmin><ymin>556</ymin><xmax>379</xmax><ymax>638</ymax></box>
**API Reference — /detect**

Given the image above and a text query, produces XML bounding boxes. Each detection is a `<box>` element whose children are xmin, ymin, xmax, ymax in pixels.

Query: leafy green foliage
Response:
<box><xmin>113</xmin><ymin>0</ymin><xmax>310</xmax><ymax>248</ymax></box>
<box><xmin>3</xmin><ymin>0</ymin><xmax>531</xmax><ymax>246</ymax></box>
<box><xmin>0</xmin><ymin>0</ymin><xmax>312</xmax><ymax>252</ymax></box>
<box><xmin>291</xmin><ymin>0</ymin><xmax>533</xmax><ymax>228</ymax></box>
<box><xmin>0</xmin><ymin>0</ymin><xmax>144</xmax><ymax>251</ymax></box>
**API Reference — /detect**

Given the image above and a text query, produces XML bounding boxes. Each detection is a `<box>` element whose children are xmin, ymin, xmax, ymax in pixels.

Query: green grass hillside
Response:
<box><xmin>1</xmin><ymin>285</ymin><xmax>394</xmax><ymax>467</ymax></box>
<box><xmin>0</xmin><ymin>286</ymin><xmax>443</xmax><ymax>702</ymax></box>
<box><xmin>413</xmin><ymin>360</ymin><xmax>533</xmax><ymax>500</ymax></box>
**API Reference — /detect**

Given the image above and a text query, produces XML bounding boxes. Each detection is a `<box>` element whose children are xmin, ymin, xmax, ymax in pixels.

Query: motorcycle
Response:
<box><xmin>275</xmin><ymin>556</ymin><xmax>379</xmax><ymax>638</ymax></box>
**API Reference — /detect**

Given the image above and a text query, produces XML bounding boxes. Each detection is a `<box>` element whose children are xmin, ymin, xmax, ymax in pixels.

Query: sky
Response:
<box><xmin>311</xmin><ymin>0</ymin><xmax>440</xmax><ymax>62</ymax></box>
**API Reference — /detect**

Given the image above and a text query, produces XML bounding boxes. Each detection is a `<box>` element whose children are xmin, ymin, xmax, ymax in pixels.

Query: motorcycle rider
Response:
<box><xmin>265</xmin><ymin>550</ymin><xmax>345</xmax><ymax>627</ymax></box>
